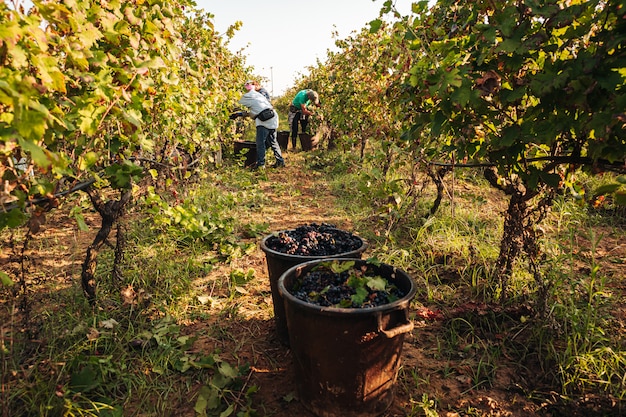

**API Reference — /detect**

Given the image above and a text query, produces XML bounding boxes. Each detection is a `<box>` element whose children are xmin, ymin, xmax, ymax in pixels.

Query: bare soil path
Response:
<box><xmin>179</xmin><ymin>153</ymin><xmax>543</xmax><ymax>417</ymax></box>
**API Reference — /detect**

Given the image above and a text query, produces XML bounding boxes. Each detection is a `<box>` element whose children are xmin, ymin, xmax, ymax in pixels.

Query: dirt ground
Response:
<box><xmin>179</xmin><ymin>157</ymin><xmax>625</xmax><ymax>417</ymax></box>
<box><xmin>1</xmin><ymin>152</ymin><xmax>624</xmax><ymax>417</ymax></box>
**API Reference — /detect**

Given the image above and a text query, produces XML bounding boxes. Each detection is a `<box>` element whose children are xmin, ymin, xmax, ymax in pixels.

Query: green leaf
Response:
<box><xmin>365</xmin><ymin>257</ymin><xmax>382</xmax><ymax>266</ymax></box>
<box><xmin>83</xmin><ymin>152</ymin><xmax>99</xmax><ymax>169</ymax></box>
<box><xmin>123</xmin><ymin>108</ymin><xmax>143</xmax><ymax>127</ymax></box>
<box><xmin>351</xmin><ymin>287</ymin><xmax>368</xmax><ymax>306</ymax></box>
<box><xmin>0</xmin><ymin>20</ymin><xmax>20</xmax><ymax>43</ymax></box>
<box><xmin>538</xmin><ymin>171</ymin><xmax>562</xmax><ymax>189</ymax></box>
<box><xmin>431</xmin><ymin>111</ymin><xmax>446</xmax><ymax>138</ymax></box>
<box><xmin>18</xmin><ymin>138</ymin><xmax>51</xmax><ymax>169</ymax></box>
<box><xmin>450</xmin><ymin>84</ymin><xmax>472</xmax><ymax>107</ymax></box>
<box><xmin>74</xmin><ymin>213</ymin><xmax>89</xmax><ymax>231</ymax></box>
<box><xmin>367</xmin><ymin>276</ymin><xmax>387</xmax><ymax>291</ymax></box>
<box><xmin>206</xmin><ymin>386</ymin><xmax>221</xmax><ymax>409</ymax></box>
<box><xmin>230</xmin><ymin>268</ymin><xmax>254</xmax><ymax>285</ymax></box>
<box><xmin>501</xmin><ymin>86</ymin><xmax>526</xmax><ymax>103</ymax></box>
<box><xmin>527</xmin><ymin>170</ymin><xmax>539</xmax><ymax>191</ymax></box>
<box><xmin>174</xmin><ymin>356</ymin><xmax>191</xmax><ymax>373</ymax></box>
<box><xmin>80</xmin><ymin>23</ymin><xmax>104</xmax><ymax>47</ymax></box>
<box><xmin>500</xmin><ymin>125</ymin><xmax>520</xmax><ymax>147</ymax></box>
<box><xmin>0</xmin><ymin>271</ymin><xmax>14</xmax><ymax>287</ymax></box>
<box><xmin>282</xmin><ymin>392</ymin><xmax>296</xmax><ymax>402</ymax></box>
<box><xmin>477</xmin><ymin>24</ymin><xmax>497</xmax><ymax>43</ymax></box>
<box><xmin>614</xmin><ymin>192</ymin><xmax>626</xmax><ymax>206</ymax></box>
<box><xmin>594</xmin><ymin>183</ymin><xmax>622</xmax><ymax>195</ymax></box>
<box><xmin>369</xmin><ymin>19</ymin><xmax>382</xmax><ymax>33</ymax></box>
<box><xmin>32</xmin><ymin>55</ymin><xmax>66</xmax><ymax>93</ymax></box>
<box><xmin>339</xmin><ymin>299</ymin><xmax>353</xmax><ymax>308</ymax></box>
<box><xmin>212</xmin><ymin>371</ymin><xmax>231</xmax><ymax>389</ymax></box>
<box><xmin>0</xmin><ymin>208</ymin><xmax>27</xmax><ymax>230</ymax></box>
<box><xmin>442</xmin><ymin>68</ymin><xmax>462</xmax><ymax>88</ymax></box>
<box><xmin>8</xmin><ymin>45</ymin><xmax>28</xmax><ymax>68</ymax></box>
<box><xmin>329</xmin><ymin>260</ymin><xmax>355</xmax><ymax>274</ymax></box>
<box><xmin>346</xmin><ymin>274</ymin><xmax>366</xmax><ymax>289</ymax></box>
<box><xmin>104</xmin><ymin>161</ymin><xmax>144</xmax><ymax>189</ymax></box>
<box><xmin>78</xmin><ymin>104</ymin><xmax>99</xmax><ymax>135</ymax></box>
<box><xmin>69</xmin><ymin>366</ymin><xmax>100</xmax><ymax>392</ymax></box>
<box><xmin>194</xmin><ymin>355</ymin><xmax>217</xmax><ymax>369</ymax></box>
<box><xmin>220</xmin><ymin>404</ymin><xmax>234</xmax><ymax>417</ymax></box>
<box><xmin>17</xmin><ymin>106</ymin><xmax>48</xmax><ymax>139</ymax></box>
<box><xmin>218</xmin><ymin>361</ymin><xmax>238</xmax><ymax>379</ymax></box>
<box><xmin>194</xmin><ymin>385</ymin><xmax>211</xmax><ymax>415</ymax></box>
<box><xmin>496</xmin><ymin>37</ymin><xmax>522</xmax><ymax>53</ymax></box>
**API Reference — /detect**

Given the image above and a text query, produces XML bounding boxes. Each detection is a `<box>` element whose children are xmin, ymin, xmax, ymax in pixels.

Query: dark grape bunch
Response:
<box><xmin>290</xmin><ymin>267</ymin><xmax>406</xmax><ymax>308</ymax></box>
<box><xmin>265</xmin><ymin>223</ymin><xmax>362</xmax><ymax>256</ymax></box>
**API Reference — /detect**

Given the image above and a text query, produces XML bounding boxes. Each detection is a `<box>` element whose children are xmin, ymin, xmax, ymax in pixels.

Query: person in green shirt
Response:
<box><xmin>288</xmin><ymin>89</ymin><xmax>320</xmax><ymax>150</ymax></box>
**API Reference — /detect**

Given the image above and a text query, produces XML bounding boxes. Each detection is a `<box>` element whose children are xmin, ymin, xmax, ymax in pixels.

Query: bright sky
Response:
<box><xmin>194</xmin><ymin>0</ymin><xmax>417</xmax><ymax>97</ymax></box>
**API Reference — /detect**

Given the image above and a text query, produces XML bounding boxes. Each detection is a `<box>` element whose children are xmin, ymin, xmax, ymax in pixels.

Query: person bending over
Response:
<box><xmin>288</xmin><ymin>89</ymin><xmax>320</xmax><ymax>150</ymax></box>
<box><xmin>233</xmin><ymin>82</ymin><xmax>285</xmax><ymax>169</ymax></box>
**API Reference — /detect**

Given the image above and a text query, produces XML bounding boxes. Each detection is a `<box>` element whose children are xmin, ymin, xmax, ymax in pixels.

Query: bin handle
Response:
<box><xmin>376</xmin><ymin>310</ymin><xmax>414</xmax><ymax>339</ymax></box>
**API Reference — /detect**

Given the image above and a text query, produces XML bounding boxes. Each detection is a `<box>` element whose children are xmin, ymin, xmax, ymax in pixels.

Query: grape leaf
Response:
<box><xmin>0</xmin><ymin>271</ymin><xmax>14</xmax><ymax>287</ymax></box>
<box><xmin>367</xmin><ymin>276</ymin><xmax>388</xmax><ymax>291</ymax></box>
<box><xmin>369</xmin><ymin>19</ymin><xmax>382</xmax><ymax>33</ymax></box>
<box><xmin>351</xmin><ymin>287</ymin><xmax>368</xmax><ymax>306</ymax></box>
<box><xmin>329</xmin><ymin>260</ymin><xmax>355</xmax><ymax>274</ymax></box>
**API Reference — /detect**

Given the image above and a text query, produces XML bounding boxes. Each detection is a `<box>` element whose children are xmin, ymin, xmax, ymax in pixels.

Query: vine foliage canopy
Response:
<box><xmin>377</xmin><ymin>0</ymin><xmax>626</xmax><ymax>200</ymax></box>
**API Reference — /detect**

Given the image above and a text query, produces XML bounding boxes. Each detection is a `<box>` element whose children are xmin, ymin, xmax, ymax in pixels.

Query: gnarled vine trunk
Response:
<box><xmin>493</xmin><ymin>186</ymin><xmax>528</xmax><ymax>299</ymax></box>
<box><xmin>427</xmin><ymin>165</ymin><xmax>452</xmax><ymax>216</ymax></box>
<box><xmin>483</xmin><ymin>167</ymin><xmax>556</xmax><ymax>316</ymax></box>
<box><xmin>81</xmin><ymin>188</ymin><xmax>132</xmax><ymax>303</ymax></box>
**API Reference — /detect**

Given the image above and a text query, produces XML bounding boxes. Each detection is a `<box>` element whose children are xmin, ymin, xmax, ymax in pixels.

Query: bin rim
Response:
<box><xmin>260</xmin><ymin>230</ymin><xmax>368</xmax><ymax>262</ymax></box>
<box><xmin>277</xmin><ymin>258</ymin><xmax>417</xmax><ymax>316</ymax></box>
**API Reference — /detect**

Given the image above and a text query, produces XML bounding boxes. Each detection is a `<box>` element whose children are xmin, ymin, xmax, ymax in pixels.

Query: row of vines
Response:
<box><xmin>1</xmin><ymin>0</ymin><xmax>626</xmax><ymax>414</ymax></box>
<box><xmin>1</xmin><ymin>0</ymin><xmax>251</xmax><ymax>299</ymax></box>
<box><xmin>288</xmin><ymin>0</ymin><xmax>626</xmax><ymax>304</ymax></box>
<box><xmin>275</xmin><ymin>0</ymin><xmax>626</xmax><ymax>404</ymax></box>
<box><xmin>5</xmin><ymin>0</ymin><xmax>624</xmax><ymax>306</ymax></box>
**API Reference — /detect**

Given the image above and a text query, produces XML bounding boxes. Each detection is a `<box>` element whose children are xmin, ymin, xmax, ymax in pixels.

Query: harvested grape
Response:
<box><xmin>289</xmin><ymin>260</ymin><xmax>407</xmax><ymax>308</ymax></box>
<box><xmin>264</xmin><ymin>223</ymin><xmax>363</xmax><ymax>256</ymax></box>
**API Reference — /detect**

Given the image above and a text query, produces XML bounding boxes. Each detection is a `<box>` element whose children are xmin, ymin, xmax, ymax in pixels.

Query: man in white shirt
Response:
<box><xmin>236</xmin><ymin>83</ymin><xmax>285</xmax><ymax>169</ymax></box>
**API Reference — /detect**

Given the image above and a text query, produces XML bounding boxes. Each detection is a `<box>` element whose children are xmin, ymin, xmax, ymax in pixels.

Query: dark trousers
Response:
<box><xmin>290</xmin><ymin>112</ymin><xmax>309</xmax><ymax>149</ymax></box>
<box><xmin>256</xmin><ymin>126</ymin><xmax>284</xmax><ymax>167</ymax></box>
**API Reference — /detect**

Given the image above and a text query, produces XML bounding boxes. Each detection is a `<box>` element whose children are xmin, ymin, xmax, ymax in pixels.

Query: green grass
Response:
<box><xmin>1</xmin><ymin>149</ymin><xmax>624</xmax><ymax>416</ymax></box>
<box><xmin>309</xmin><ymin>148</ymin><xmax>626</xmax><ymax>409</ymax></box>
<box><xmin>1</xmin><ymin>162</ymin><xmax>267</xmax><ymax>416</ymax></box>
